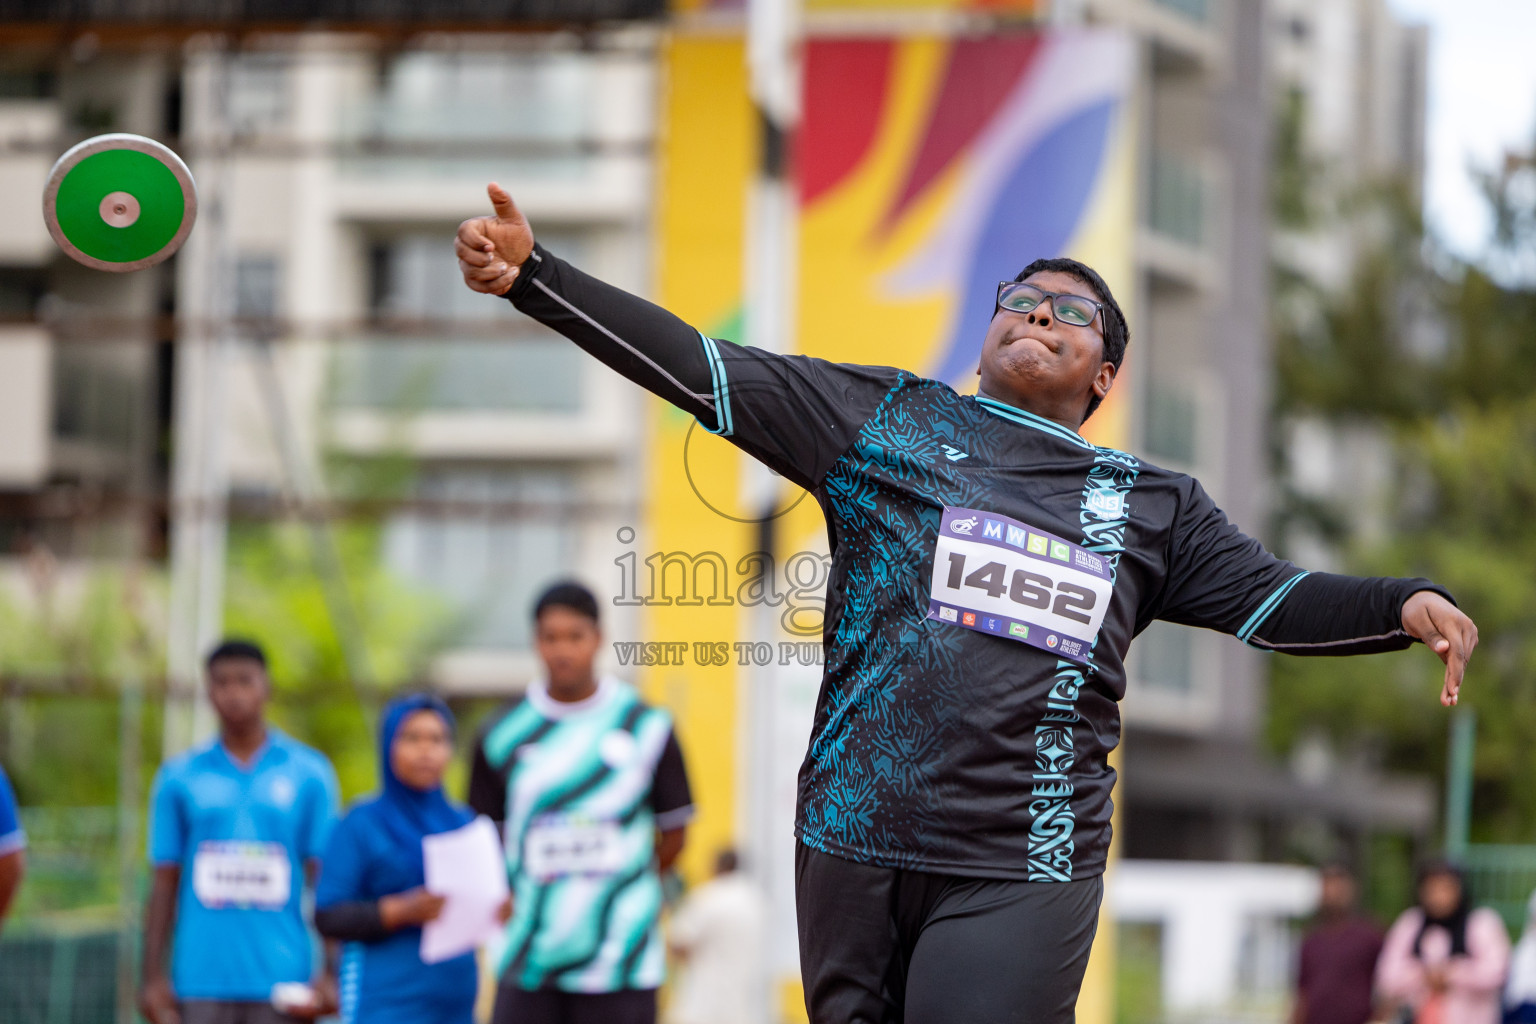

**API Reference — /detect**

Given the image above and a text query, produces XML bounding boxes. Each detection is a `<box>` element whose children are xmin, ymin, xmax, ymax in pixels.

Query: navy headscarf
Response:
<box><xmin>315</xmin><ymin>695</ymin><xmax>480</xmax><ymax>1024</ymax></box>
<box><xmin>357</xmin><ymin>694</ymin><xmax>473</xmax><ymax>893</ymax></box>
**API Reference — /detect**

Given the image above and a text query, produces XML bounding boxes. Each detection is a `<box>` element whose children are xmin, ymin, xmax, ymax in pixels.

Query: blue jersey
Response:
<box><xmin>0</xmin><ymin>765</ymin><xmax>24</xmax><ymax>856</ymax></box>
<box><xmin>148</xmin><ymin>729</ymin><xmax>340</xmax><ymax>1000</ymax></box>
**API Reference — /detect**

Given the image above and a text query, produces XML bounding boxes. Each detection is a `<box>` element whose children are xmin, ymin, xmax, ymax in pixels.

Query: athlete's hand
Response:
<box><xmin>380</xmin><ymin>887</ymin><xmax>447</xmax><ymax>929</ymax></box>
<box><xmin>497</xmin><ymin>895</ymin><xmax>513</xmax><ymax>924</ymax></box>
<box><xmin>138</xmin><ymin>974</ymin><xmax>180</xmax><ymax>1024</ymax></box>
<box><xmin>456</xmin><ymin>182</ymin><xmax>533</xmax><ymax>296</ymax></box>
<box><xmin>1401</xmin><ymin>590</ymin><xmax>1478</xmax><ymax>707</ymax></box>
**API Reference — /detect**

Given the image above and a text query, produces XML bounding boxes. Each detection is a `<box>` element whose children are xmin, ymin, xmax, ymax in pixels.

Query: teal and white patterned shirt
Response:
<box><xmin>470</xmin><ymin>678</ymin><xmax>693</xmax><ymax>993</ymax></box>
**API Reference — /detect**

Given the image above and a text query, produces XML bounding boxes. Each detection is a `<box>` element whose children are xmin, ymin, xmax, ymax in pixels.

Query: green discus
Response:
<box><xmin>43</xmin><ymin>134</ymin><xmax>198</xmax><ymax>273</ymax></box>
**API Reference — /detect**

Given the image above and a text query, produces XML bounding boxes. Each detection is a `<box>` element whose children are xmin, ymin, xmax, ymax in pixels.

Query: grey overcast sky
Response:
<box><xmin>1387</xmin><ymin>0</ymin><xmax>1536</xmax><ymax>259</ymax></box>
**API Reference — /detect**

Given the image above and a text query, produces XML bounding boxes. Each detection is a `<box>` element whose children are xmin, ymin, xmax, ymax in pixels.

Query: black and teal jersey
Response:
<box><xmin>502</xmin><ymin>245</ymin><xmax>1451</xmax><ymax>883</ymax></box>
<box><xmin>469</xmin><ymin>678</ymin><xmax>693</xmax><ymax>992</ymax></box>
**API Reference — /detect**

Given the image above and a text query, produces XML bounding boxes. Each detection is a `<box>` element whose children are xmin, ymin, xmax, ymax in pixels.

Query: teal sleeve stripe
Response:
<box><xmin>698</xmin><ymin>333</ymin><xmax>734</xmax><ymax>436</ymax></box>
<box><xmin>1237</xmin><ymin>571</ymin><xmax>1311</xmax><ymax>643</ymax></box>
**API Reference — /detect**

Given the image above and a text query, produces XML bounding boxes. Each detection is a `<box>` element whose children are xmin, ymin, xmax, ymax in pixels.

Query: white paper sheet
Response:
<box><xmin>420</xmin><ymin>815</ymin><xmax>510</xmax><ymax>964</ymax></box>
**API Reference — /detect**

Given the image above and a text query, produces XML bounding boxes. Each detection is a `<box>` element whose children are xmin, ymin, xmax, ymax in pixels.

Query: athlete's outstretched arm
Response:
<box><xmin>456</xmin><ymin>183</ymin><xmax>716</xmax><ymax>421</ymax></box>
<box><xmin>457</xmin><ymin>183</ymin><xmax>905</xmax><ymax>491</ymax></box>
<box><xmin>1151</xmin><ymin>477</ymin><xmax>1477</xmax><ymax>707</ymax></box>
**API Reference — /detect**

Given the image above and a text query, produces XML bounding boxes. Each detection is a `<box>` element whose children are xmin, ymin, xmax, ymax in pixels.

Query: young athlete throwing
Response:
<box><xmin>456</xmin><ymin>184</ymin><xmax>1477</xmax><ymax>1024</ymax></box>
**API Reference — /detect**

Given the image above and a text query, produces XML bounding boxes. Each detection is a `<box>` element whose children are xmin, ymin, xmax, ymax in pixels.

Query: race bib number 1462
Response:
<box><xmin>927</xmin><ymin>506</ymin><xmax>1114</xmax><ymax>665</ymax></box>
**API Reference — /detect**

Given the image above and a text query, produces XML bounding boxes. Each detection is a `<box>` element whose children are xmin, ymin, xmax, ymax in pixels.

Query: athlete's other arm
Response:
<box><xmin>465</xmin><ymin>726</ymin><xmax>515</xmax><ymax>923</ymax></box>
<box><xmin>140</xmin><ymin>765</ymin><xmax>184</xmax><ymax>1024</ymax></box>
<box><xmin>652</xmin><ymin>730</ymin><xmax>693</xmax><ymax>875</ymax></box>
<box><xmin>657</xmin><ymin>828</ymin><xmax>686</xmax><ymax>874</ymax></box>
<box><xmin>1152</xmin><ymin>478</ymin><xmax>1477</xmax><ymax>706</ymax></box>
<box><xmin>301</xmin><ymin>860</ymin><xmax>340</xmax><ymax>1018</ymax></box>
<box><xmin>139</xmin><ymin>865</ymin><xmax>181</xmax><ymax>1024</ymax></box>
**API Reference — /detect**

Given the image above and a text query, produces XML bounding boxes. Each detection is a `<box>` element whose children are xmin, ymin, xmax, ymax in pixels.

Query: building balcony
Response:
<box><xmin>1138</xmin><ymin>151</ymin><xmax>1220</xmax><ymax>290</ymax></box>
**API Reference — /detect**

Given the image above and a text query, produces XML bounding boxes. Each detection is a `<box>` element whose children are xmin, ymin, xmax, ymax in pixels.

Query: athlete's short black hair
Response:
<box><xmin>1013</xmin><ymin>257</ymin><xmax>1129</xmax><ymax>420</ymax></box>
<box><xmin>532</xmin><ymin>580</ymin><xmax>601</xmax><ymax>625</ymax></box>
<box><xmin>205</xmin><ymin>638</ymin><xmax>267</xmax><ymax>670</ymax></box>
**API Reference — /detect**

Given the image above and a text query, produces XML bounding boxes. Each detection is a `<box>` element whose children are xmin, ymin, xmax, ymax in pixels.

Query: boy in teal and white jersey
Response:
<box><xmin>470</xmin><ymin>581</ymin><xmax>694</xmax><ymax>1024</ymax></box>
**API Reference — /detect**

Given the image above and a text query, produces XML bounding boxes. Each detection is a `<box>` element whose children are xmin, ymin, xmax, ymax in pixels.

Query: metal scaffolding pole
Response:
<box><xmin>163</xmin><ymin>42</ymin><xmax>235</xmax><ymax>756</ymax></box>
<box><xmin>741</xmin><ymin>0</ymin><xmax>802</xmax><ymax>1010</ymax></box>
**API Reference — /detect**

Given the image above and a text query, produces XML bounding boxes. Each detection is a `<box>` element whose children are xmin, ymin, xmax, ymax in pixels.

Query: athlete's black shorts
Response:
<box><xmin>795</xmin><ymin>844</ymin><xmax>1103</xmax><ymax>1024</ymax></box>
<box><xmin>490</xmin><ymin>984</ymin><xmax>655</xmax><ymax>1024</ymax></box>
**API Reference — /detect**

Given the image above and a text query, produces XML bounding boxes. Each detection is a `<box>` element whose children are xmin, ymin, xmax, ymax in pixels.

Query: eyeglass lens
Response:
<box><xmin>1000</xmin><ymin>284</ymin><xmax>1096</xmax><ymax>326</ymax></box>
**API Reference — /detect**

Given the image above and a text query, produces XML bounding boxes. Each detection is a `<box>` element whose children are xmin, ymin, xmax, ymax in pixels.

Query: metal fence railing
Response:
<box><xmin>1463</xmin><ymin>844</ymin><xmax>1536</xmax><ymax>934</ymax></box>
<box><xmin>0</xmin><ymin>930</ymin><xmax>122</xmax><ymax>1024</ymax></box>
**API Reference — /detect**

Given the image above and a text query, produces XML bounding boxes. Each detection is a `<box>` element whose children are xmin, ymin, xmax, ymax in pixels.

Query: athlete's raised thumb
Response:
<box><xmin>488</xmin><ymin>182</ymin><xmax>518</xmax><ymax>221</ymax></box>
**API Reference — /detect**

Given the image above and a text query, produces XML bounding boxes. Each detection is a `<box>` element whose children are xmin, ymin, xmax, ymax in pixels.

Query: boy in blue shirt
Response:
<box><xmin>140</xmin><ymin>640</ymin><xmax>341</xmax><ymax>1024</ymax></box>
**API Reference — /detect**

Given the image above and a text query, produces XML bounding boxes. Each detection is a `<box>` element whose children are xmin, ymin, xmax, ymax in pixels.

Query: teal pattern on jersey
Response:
<box><xmin>483</xmin><ymin>682</ymin><xmax>673</xmax><ymax>993</ymax></box>
<box><xmin>1026</xmin><ymin>445</ymin><xmax>1140</xmax><ymax>882</ymax></box>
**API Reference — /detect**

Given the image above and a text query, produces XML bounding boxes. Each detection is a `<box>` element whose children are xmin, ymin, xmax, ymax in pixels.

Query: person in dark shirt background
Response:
<box><xmin>1294</xmin><ymin>864</ymin><xmax>1384</xmax><ymax>1024</ymax></box>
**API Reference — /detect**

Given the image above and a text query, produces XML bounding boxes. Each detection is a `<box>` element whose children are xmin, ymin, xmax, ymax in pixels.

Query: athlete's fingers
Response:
<box><xmin>485</xmin><ymin>265</ymin><xmax>520</xmax><ymax>295</ymax></box>
<box><xmin>455</xmin><ymin>235</ymin><xmax>496</xmax><ymax>267</ymax></box>
<box><xmin>488</xmin><ymin>181</ymin><xmax>520</xmax><ymax>222</ymax></box>
<box><xmin>456</xmin><ymin>216</ymin><xmax>493</xmax><ymax>253</ymax></box>
<box><xmin>462</xmin><ymin>256</ymin><xmax>511</xmax><ymax>283</ymax></box>
<box><xmin>460</xmin><ymin>259</ymin><xmax>511</xmax><ymax>293</ymax></box>
<box><xmin>1434</xmin><ymin>607</ymin><xmax>1477</xmax><ymax>707</ymax></box>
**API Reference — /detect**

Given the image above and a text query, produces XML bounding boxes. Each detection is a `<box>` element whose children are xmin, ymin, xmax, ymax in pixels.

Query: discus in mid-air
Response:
<box><xmin>43</xmin><ymin>133</ymin><xmax>197</xmax><ymax>272</ymax></box>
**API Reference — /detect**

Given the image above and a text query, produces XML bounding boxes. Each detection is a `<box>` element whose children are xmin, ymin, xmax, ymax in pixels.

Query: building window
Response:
<box><xmin>331</xmin><ymin>229</ymin><xmax>584</xmax><ymax>413</ymax></box>
<box><xmin>341</xmin><ymin>50</ymin><xmax>602</xmax><ymax>179</ymax></box>
<box><xmin>1152</xmin><ymin>0</ymin><xmax>1210</xmax><ymax>23</ymax></box>
<box><xmin>228</xmin><ymin>55</ymin><xmax>290</xmax><ymax>137</ymax></box>
<box><xmin>1135</xmin><ymin>621</ymin><xmax>1195</xmax><ymax>694</ymax></box>
<box><xmin>1146</xmin><ymin>152</ymin><xmax>1207</xmax><ymax>249</ymax></box>
<box><xmin>383</xmin><ymin>466</ymin><xmax>579</xmax><ymax>650</ymax></box>
<box><xmin>234</xmin><ymin>254</ymin><xmax>281</xmax><ymax>325</ymax></box>
<box><xmin>1144</xmin><ymin>379</ymin><xmax>1199</xmax><ymax>466</ymax></box>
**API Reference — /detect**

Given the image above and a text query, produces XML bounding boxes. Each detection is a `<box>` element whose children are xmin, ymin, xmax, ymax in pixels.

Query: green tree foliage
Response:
<box><xmin>1268</xmin><ymin>137</ymin><xmax>1536</xmax><ymax>843</ymax></box>
<box><xmin>222</xmin><ymin>519</ymin><xmax>455</xmax><ymax>798</ymax></box>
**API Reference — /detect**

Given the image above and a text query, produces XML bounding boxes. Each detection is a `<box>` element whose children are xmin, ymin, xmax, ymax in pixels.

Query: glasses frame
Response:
<box><xmin>995</xmin><ymin>281</ymin><xmax>1104</xmax><ymax>331</ymax></box>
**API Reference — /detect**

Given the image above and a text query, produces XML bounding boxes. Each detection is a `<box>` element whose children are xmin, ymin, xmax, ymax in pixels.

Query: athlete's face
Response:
<box><xmin>535</xmin><ymin>606</ymin><xmax>602</xmax><ymax>697</ymax></box>
<box><xmin>390</xmin><ymin>708</ymin><xmax>452</xmax><ymax>792</ymax></box>
<box><xmin>977</xmin><ymin>270</ymin><xmax>1117</xmax><ymax>430</ymax></box>
<box><xmin>206</xmin><ymin>656</ymin><xmax>269</xmax><ymax>732</ymax></box>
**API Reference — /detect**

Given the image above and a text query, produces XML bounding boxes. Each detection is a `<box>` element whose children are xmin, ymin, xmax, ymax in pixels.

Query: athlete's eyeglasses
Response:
<box><xmin>995</xmin><ymin>281</ymin><xmax>1104</xmax><ymax>330</ymax></box>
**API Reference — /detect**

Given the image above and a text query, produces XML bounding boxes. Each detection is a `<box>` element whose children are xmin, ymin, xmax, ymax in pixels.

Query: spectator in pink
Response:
<box><xmin>1377</xmin><ymin>860</ymin><xmax>1511</xmax><ymax>1024</ymax></box>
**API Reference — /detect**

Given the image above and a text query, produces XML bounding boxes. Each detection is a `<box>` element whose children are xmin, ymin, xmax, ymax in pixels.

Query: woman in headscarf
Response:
<box><xmin>1506</xmin><ymin>890</ymin><xmax>1536</xmax><ymax>1023</ymax></box>
<box><xmin>1376</xmin><ymin>859</ymin><xmax>1511</xmax><ymax>1024</ymax></box>
<box><xmin>315</xmin><ymin>695</ymin><xmax>480</xmax><ymax>1024</ymax></box>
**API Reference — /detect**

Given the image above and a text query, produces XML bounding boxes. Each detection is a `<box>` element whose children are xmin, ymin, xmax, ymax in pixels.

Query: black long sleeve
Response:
<box><xmin>313</xmin><ymin>900</ymin><xmax>389</xmax><ymax>943</ymax></box>
<box><xmin>506</xmin><ymin>245</ymin><xmax>906</xmax><ymax>491</ymax></box>
<box><xmin>468</xmin><ymin>727</ymin><xmax>507</xmax><ymax>828</ymax></box>
<box><xmin>1246</xmin><ymin>573</ymin><xmax>1453</xmax><ymax>655</ymax></box>
<box><xmin>505</xmin><ymin>244</ymin><xmax>718</xmax><ymax>421</ymax></box>
<box><xmin>1149</xmin><ymin>475</ymin><xmax>1453</xmax><ymax>654</ymax></box>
